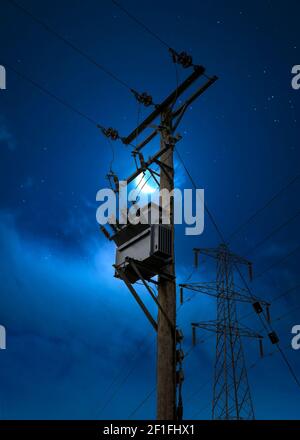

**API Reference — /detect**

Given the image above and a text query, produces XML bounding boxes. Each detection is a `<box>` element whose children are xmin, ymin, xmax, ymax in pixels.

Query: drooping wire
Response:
<box><xmin>7</xmin><ymin>0</ymin><xmax>134</xmax><ymax>91</ymax></box>
<box><xmin>127</xmin><ymin>387</ymin><xmax>155</xmax><ymax>420</ymax></box>
<box><xmin>95</xmin><ymin>331</ymin><xmax>155</xmax><ymax>417</ymax></box>
<box><xmin>6</xmin><ymin>63</ymin><xmax>98</xmax><ymax>126</ymax></box>
<box><xmin>191</xmin><ymin>401</ymin><xmax>211</xmax><ymax>419</ymax></box>
<box><xmin>249</xmin><ymin>343</ymin><xmax>292</xmax><ymax>371</ymax></box>
<box><xmin>254</xmin><ymin>243</ymin><xmax>300</xmax><ymax>281</ymax></box>
<box><xmin>174</xmin><ymin>143</ymin><xmax>300</xmax><ymax>390</ymax></box>
<box><xmin>5</xmin><ymin>61</ymin><xmax>161</xmax><ymax>421</ymax></box>
<box><xmin>227</xmin><ymin>172</ymin><xmax>300</xmax><ymax>243</ymax></box>
<box><xmin>109</xmin><ymin>0</ymin><xmax>300</xmax><ymax>389</ymax></box>
<box><xmin>174</xmin><ymin>146</ymin><xmax>226</xmax><ymax>242</ymax></box>
<box><xmin>110</xmin><ymin>0</ymin><xmax>170</xmax><ymax>49</ymax></box>
<box><xmin>239</xmin><ymin>283</ymin><xmax>300</xmax><ymax>323</ymax></box>
<box><xmin>247</xmin><ymin>306</ymin><xmax>300</xmax><ymax>384</ymax></box>
<box><xmin>171</xmin><ymin>63</ymin><xmax>180</xmax><ymax>111</ymax></box>
<box><xmin>107</xmin><ymin>138</ymin><xmax>115</xmax><ymax>172</ymax></box>
<box><xmin>184</xmin><ymin>283</ymin><xmax>300</xmax><ymax>413</ymax></box>
<box><xmin>110</xmin><ymin>0</ymin><xmax>192</xmax><ymax>113</ymax></box>
<box><xmin>244</xmin><ymin>209</ymin><xmax>300</xmax><ymax>257</ymax></box>
<box><xmin>97</xmin><ymin>283</ymin><xmax>195</xmax><ymax>419</ymax></box>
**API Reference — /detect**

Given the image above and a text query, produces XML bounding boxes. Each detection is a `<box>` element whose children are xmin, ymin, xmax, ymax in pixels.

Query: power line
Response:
<box><xmin>174</xmin><ymin>148</ymin><xmax>300</xmax><ymax>391</ymax></box>
<box><xmin>239</xmin><ymin>277</ymin><xmax>300</xmax><ymax>389</ymax></box>
<box><xmin>272</xmin><ymin>283</ymin><xmax>300</xmax><ymax>303</ymax></box>
<box><xmin>127</xmin><ymin>342</ymin><xmax>208</xmax><ymax>419</ymax></box>
<box><xmin>248</xmin><ymin>303</ymin><xmax>300</xmax><ymax>384</ymax></box>
<box><xmin>234</xmin><ymin>262</ymin><xmax>300</xmax><ymax>388</ymax></box>
<box><xmin>191</xmin><ymin>401</ymin><xmax>211</xmax><ymax>419</ymax></box>
<box><xmin>11</xmin><ymin>0</ymin><xmax>288</xmax><ymax>414</ymax></box>
<box><xmin>6</xmin><ymin>63</ymin><xmax>98</xmax><ymax>125</ymax></box>
<box><xmin>96</xmin><ymin>333</ymin><xmax>154</xmax><ymax>417</ymax></box>
<box><xmin>244</xmin><ymin>209</ymin><xmax>300</xmax><ymax>257</ymax></box>
<box><xmin>119</xmin><ymin>292</ymin><xmax>202</xmax><ymax>419</ymax></box>
<box><xmin>273</xmin><ymin>303</ymin><xmax>300</xmax><ymax>323</ymax></box>
<box><xmin>249</xmin><ymin>342</ymin><xmax>291</xmax><ymax>371</ymax></box>
<box><xmin>255</xmin><ymin>244</ymin><xmax>300</xmax><ymax>280</ymax></box>
<box><xmin>239</xmin><ymin>283</ymin><xmax>300</xmax><ymax>323</ymax></box>
<box><xmin>184</xmin><ymin>281</ymin><xmax>300</xmax><ymax>408</ymax></box>
<box><xmin>223</xmin><ymin>173</ymin><xmax>300</xmax><ymax>388</ymax></box>
<box><xmin>95</xmin><ymin>282</ymin><xmax>191</xmax><ymax>418</ymax></box>
<box><xmin>110</xmin><ymin>0</ymin><xmax>212</xmax><ymax>83</ymax></box>
<box><xmin>181</xmin><ymin>283</ymin><xmax>300</xmax><ymax>417</ymax></box>
<box><xmin>228</xmin><ymin>172</ymin><xmax>300</xmax><ymax>242</ymax></box>
<box><xmin>107</xmin><ymin>138</ymin><xmax>115</xmax><ymax>172</ymax></box>
<box><xmin>110</xmin><ymin>0</ymin><xmax>170</xmax><ymax>49</ymax></box>
<box><xmin>8</xmin><ymin>51</ymin><xmax>162</xmax><ymax>410</ymax></box>
<box><xmin>276</xmin><ymin>345</ymin><xmax>300</xmax><ymax>387</ymax></box>
<box><xmin>7</xmin><ymin>0</ymin><xmax>133</xmax><ymax>91</ymax></box>
<box><xmin>127</xmin><ymin>387</ymin><xmax>155</xmax><ymax>419</ymax></box>
<box><xmin>174</xmin><ymin>146</ymin><xmax>226</xmax><ymax>243</ymax></box>
<box><xmin>184</xmin><ymin>381</ymin><xmax>210</xmax><ymax>405</ymax></box>
<box><xmin>110</xmin><ymin>0</ymin><xmax>210</xmax><ymax>106</ymax></box>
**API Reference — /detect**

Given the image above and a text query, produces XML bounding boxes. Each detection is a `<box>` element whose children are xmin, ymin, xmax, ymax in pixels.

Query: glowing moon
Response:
<box><xmin>135</xmin><ymin>173</ymin><xmax>156</xmax><ymax>195</ymax></box>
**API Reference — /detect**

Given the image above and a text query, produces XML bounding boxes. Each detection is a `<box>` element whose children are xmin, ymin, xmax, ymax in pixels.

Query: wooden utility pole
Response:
<box><xmin>107</xmin><ymin>65</ymin><xmax>218</xmax><ymax>421</ymax></box>
<box><xmin>157</xmin><ymin>110</ymin><xmax>177</xmax><ymax>420</ymax></box>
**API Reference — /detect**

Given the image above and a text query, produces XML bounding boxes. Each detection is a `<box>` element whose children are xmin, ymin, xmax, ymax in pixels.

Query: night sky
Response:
<box><xmin>0</xmin><ymin>0</ymin><xmax>300</xmax><ymax>420</ymax></box>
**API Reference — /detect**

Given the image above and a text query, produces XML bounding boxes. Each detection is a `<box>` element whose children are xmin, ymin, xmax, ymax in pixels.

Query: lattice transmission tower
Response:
<box><xmin>180</xmin><ymin>244</ymin><xmax>270</xmax><ymax>420</ymax></box>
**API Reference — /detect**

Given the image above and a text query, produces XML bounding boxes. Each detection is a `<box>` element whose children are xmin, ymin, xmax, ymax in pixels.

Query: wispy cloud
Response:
<box><xmin>0</xmin><ymin>211</ymin><xmax>155</xmax><ymax>419</ymax></box>
<box><xmin>0</xmin><ymin>121</ymin><xmax>15</xmax><ymax>151</ymax></box>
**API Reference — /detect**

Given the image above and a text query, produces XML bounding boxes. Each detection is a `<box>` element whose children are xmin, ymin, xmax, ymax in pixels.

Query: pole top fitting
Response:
<box><xmin>131</xmin><ymin>89</ymin><xmax>155</xmax><ymax>107</ymax></box>
<box><xmin>97</xmin><ymin>125</ymin><xmax>120</xmax><ymax>141</ymax></box>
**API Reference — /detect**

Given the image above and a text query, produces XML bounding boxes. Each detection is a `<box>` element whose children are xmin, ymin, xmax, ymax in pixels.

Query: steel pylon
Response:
<box><xmin>181</xmin><ymin>244</ymin><xmax>267</xmax><ymax>420</ymax></box>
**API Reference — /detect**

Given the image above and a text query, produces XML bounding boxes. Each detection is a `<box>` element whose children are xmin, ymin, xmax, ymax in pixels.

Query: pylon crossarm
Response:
<box><xmin>193</xmin><ymin>246</ymin><xmax>251</xmax><ymax>265</ymax></box>
<box><xmin>193</xmin><ymin>247</ymin><xmax>220</xmax><ymax>261</ymax></box>
<box><xmin>181</xmin><ymin>282</ymin><xmax>269</xmax><ymax>306</ymax></box>
<box><xmin>235</xmin><ymin>323</ymin><xmax>263</xmax><ymax>340</ymax></box>
<box><xmin>192</xmin><ymin>321</ymin><xmax>263</xmax><ymax>340</ymax></box>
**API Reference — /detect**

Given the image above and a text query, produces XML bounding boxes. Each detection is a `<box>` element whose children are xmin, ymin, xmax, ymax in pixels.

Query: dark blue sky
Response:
<box><xmin>0</xmin><ymin>0</ymin><xmax>300</xmax><ymax>419</ymax></box>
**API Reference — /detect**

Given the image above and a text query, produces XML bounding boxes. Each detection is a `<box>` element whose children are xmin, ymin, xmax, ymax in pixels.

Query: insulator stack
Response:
<box><xmin>266</xmin><ymin>305</ymin><xmax>271</xmax><ymax>323</ymax></box>
<box><xmin>99</xmin><ymin>126</ymin><xmax>120</xmax><ymax>141</ymax></box>
<box><xmin>180</xmin><ymin>286</ymin><xmax>184</xmax><ymax>304</ymax></box>
<box><xmin>259</xmin><ymin>339</ymin><xmax>264</xmax><ymax>358</ymax></box>
<box><xmin>131</xmin><ymin>89</ymin><xmax>154</xmax><ymax>107</ymax></box>
<box><xmin>248</xmin><ymin>262</ymin><xmax>253</xmax><ymax>281</ymax></box>
<box><xmin>268</xmin><ymin>331</ymin><xmax>279</xmax><ymax>345</ymax></box>
<box><xmin>253</xmin><ymin>301</ymin><xmax>263</xmax><ymax>314</ymax></box>
<box><xmin>192</xmin><ymin>326</ymin><xmax>196</xmax><ymax>346</ymax></box>
<box><xmin>194</xmin><ymin>250</ymin><xmax>198</xmax><ymax>268</ymax></box>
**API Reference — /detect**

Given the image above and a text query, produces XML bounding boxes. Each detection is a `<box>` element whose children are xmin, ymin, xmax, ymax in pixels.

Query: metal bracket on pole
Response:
<box><xmin>113</xmin><ymin>264</ymin><xmax>158</xmax><ymax>332</ymax></box>
<box><xmin>129</xmin><ymin>259</ymin><xmax>175</xmax><ymax>334</ymax></box>
<box><xmin>114</xmin><ymin>258</ymin><xmax>176</xmax><ymax>334</ymax></box>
